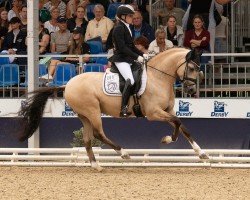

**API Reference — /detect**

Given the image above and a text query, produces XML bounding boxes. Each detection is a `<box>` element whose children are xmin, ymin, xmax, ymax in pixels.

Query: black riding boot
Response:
<box><xmin>120</xmin><ymin>79</ymin><xmax>132</xmax><ymax>117</ymax></box>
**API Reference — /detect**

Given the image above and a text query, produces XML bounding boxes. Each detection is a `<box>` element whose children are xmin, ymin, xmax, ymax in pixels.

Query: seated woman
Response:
<box><xmin>39</xmin><ymin>27</ymin><xmax>90</xmax><ymax>82</ymax></box>
<box><xmin>66</xmin><ymin>0</ymin><xmax>88</xmax><ymax>19</ymax></box>
<box><xmin>134</xmin><ymin>35</ymin><xmax>150</xmax><ymax>54</ymax></box>
<box><xmin>164</xmin><ymin>15</ymin><xmax>184</xmax><ymax>47</ymax></box>
<box><xmin>183</xmin><ymin>14</ymin><xmax>210</xmax><ymax>72</ymax></box>
<box><xmin>0</xmin><ymin>7</ymin><xmax>9</xmax><ymax>50</ymax></box>
<box><xmin>148</xmin><ymin>25</ymin><xmax>174</xmax><ymax>54</ymax></box>
<box><xmin>67</xmin><ymin>5</ymin><xmax>88</xmax><ymax>36</ymax></box>
<box><xmin>39</xmin><ymin>17</ymin><xmax>50</xmax><ymax>54</ymax></box>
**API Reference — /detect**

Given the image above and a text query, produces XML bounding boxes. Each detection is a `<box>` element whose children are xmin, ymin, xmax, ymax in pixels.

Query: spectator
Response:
<box><xmin>183</xmin><ymin>15</ymin><xmax>210</xmax><ymax>72</ymax></box>
<box><xmin>8</xmin><ymin>0</ymin><xmax>22</xmax><ymax>21</ymax></box>
<box><xmin>126</xmin><ymin>0</ymin><xmax>149</xmax><ymax>23</ymax></box>
<box><xmin>40</xmin><ymin>26</ymin><xmax>90</xmax><ymax>81</ymax></box>
<box><xmin>50</xmin><ymin>16</ymin><xmax>72</xmax><ymax>53</ymax></box>
<box><xmin>134</xmin><ymin>35</ymin><xmax>150</xmax><ymax>53</ymax></box>
<box><xmin>44</xmin><ymin>7</ymin><xmax>60</xmax><ymax>34</ymax></box>
<box><xmin>184</xmin><ymin>0</ymin><xmax>232</xmax><ymax>31</ymax></box>
<box><xmin>138</xmin><ymin>0</ymin><xmax>150</xmax><ymax>24</ymax></box>
<box><xmin>85</xmin><ymin>4</ymin><xmax>113</xmax><ymax>48</ymax></box>
<box><xmin>88</xmin><ymin>0</ymin><xmax>110</xmax><ymax>15</ymax></box>
<box><xmin>20</xmin><ymin>5</ymin><xmax>27</xmax><ymax>33</ymax></box>
<box><xmin>1</xmin><ymin>17</ymin><xmax>27</xmax><ymax>70</ymax></box>
<box><xmin>130</xmin><ymin>10</ymin><xmax>155</xmax><ymax>43</ymax></box>
<box><xmin>155</xmin><ymin>0</ymin><xmax>185</xmax><ymax>26</ymax></box>
<box><xmin>39</xmin><ymin>17</ymin><xmax>50</xmax><ymax>54</ymax></box>
<box><xmin>44</xmin><ymin>0</ymin><xmax>67</xmax><ymax>17</ymax></box>
<box><xmin>66</xmin><ymin>0</ymin><xmax>88</xmax><ymax>19</ymax></box>
<box><xmin>214</xmin><ymin>5</ymin><xmax>229</xmax><ymax>63</ymax></box>
<box><xmin>0</xmin><ymin>8</ymin><xmax>9</xmax><ymax>49</ymax></box>
<box><xmin>39</xmin><ymin>0</ymin><xmax>51</xmax><ymax>23</ymax></box>
<box><xmin>148</xmin><ymin>26</ymin><xmax>173</xmax><ymax>54</ymax></box>
<box><xmin>67</xmin><ymin>6</ymin><xmax>88</xmax><ymax>35</ymax></box>
<box><xmin>164</xmin><ymin>15</ymin><xmax>184</xmax><ymax>47</ymax></box>
<box><xmin>182</xmin><ymin>0</ymin><xmax>231</xmax><ymax>64</ymax></box>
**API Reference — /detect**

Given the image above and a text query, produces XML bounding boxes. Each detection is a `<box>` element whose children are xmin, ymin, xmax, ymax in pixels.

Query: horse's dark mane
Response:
<box><xmin>18</xmin><ymin>87</ymin><xmax>65</xmax><ymax>141</ymax></box>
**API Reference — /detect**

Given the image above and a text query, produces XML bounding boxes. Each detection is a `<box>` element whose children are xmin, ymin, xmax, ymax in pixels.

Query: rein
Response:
<box><xmin>147</xmin><ymin>59</ymin><xmax>187</xmax><ymax>80</ymax></box>
<box><xmin>147</xmin><ymin>64</ymin><xmax>177</xmax><ymax>79</ymax></box>
<box><xmin>147</xmin><ymin>58</ymin><xmax>200</xmax><ymax>85</ymax></box>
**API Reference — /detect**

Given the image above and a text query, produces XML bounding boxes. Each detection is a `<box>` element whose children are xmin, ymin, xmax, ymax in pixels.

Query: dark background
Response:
<box><xmin>0</xmin><ymin>118</ymin><xmax>249</xmax><ymax>149</ymax></box>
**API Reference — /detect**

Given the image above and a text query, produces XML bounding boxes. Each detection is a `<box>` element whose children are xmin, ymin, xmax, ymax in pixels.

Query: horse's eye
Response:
<box><xmin>189</xmin><ymin>67</ymin><xmax>195</xmax><ymax>72</ymax></box>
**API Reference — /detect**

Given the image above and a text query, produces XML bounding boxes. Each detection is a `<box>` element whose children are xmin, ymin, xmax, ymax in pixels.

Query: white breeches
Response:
<box><xmin>115</xmin><ymin>62</ymin><xmax>135</xmax><ymax>85</ymax></box>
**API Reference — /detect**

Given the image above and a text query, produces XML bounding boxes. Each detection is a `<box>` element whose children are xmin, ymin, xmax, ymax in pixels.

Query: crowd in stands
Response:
<box><xmin>0</xmin><ymin>0</ymin><xmax>232</xmax><ymax>83</ymax></box>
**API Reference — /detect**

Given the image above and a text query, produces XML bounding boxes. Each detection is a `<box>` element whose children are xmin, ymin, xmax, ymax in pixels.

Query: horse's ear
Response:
<box><xmin>186</xmin><ymin>49</ymin><xmax>201</xmax><ymax>66</ymax></box>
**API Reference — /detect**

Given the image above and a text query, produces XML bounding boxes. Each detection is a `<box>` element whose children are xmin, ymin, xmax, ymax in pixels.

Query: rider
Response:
<box><xmin>108</xmin><ymin>5</ymin><xmax>148</xmax><ymax>117</ymax></box>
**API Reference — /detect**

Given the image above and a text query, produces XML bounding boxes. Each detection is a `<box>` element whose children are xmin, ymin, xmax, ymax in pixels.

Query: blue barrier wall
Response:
<box><xmin>0</xmin><ymin>118</ymin><xmax>249</xmax><ymax>149</ymax></box>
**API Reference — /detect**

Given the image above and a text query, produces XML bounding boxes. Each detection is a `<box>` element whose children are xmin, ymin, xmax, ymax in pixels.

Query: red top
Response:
<box><xmin>183</xmin><ymin>29</ymin><xmax>210</xmax><ymax>52</ymax></box>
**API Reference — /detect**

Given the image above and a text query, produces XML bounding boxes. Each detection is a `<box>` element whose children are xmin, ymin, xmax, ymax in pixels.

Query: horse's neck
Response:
<box><xmin>146</xmin><ymin>63</ymin><xmax>176</xmax><ymax>91</ymax></box>
<box><xmin>147</xmin><ymin>58</ymin><xmax>177</xmax><ymax>84</ymax></box>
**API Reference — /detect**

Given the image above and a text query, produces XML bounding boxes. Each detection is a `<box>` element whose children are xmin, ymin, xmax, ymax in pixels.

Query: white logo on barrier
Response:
<box><xmin>211</xmin><ymin>101</ymin><xmax>228</xmax><ymax>117</ymax></box>
<box><xmin>176</xmin><ymin>100</ymin><xmax>193</xmax><ymax>116</ymax></box>
<box><xmin>62</xmin><ymin>101</ymin><xmax>76</xmax><ymax>116</ymax></box>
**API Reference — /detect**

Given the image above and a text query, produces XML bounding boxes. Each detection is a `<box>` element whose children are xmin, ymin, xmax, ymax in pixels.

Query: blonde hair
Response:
<box><xmin>155</xmin><ymin>25</ymin><xmax>166</xmax><ymax>37</ymax></box>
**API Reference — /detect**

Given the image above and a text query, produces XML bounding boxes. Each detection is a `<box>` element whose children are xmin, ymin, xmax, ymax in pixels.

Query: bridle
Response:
<box><xmin>147</xmin><ymin>57</ymin><xmax>200</xmax><ymax>85</ymax></box>
<box><xmin>179</xmin><ymin>60</ymin><xmax>200</xmax><ymax>85</ymax></box>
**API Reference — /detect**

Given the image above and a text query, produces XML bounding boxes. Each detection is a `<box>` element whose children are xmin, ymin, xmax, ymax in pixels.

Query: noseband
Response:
<box><xmin>179</xmin><ymin>60</ymin><xmax>200</xmax><ymax>85</ymax></box>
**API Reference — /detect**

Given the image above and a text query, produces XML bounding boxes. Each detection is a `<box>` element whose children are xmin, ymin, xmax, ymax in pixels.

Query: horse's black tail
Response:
<box><xmin>18</xmin><ymin>86</ymin><xmax>65</xmax><ymax>142</ymax></box>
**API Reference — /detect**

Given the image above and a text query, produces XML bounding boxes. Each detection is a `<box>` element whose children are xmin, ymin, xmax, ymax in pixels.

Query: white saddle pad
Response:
<box><xmin>103</xmin><ymin>66</ymin><xmax>147</xmax><ymax>96</ymax></box>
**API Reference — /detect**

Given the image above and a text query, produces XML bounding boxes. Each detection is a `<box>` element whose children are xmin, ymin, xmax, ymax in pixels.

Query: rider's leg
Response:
<box><xmin>115</xmin><ymin>62</ymin><xmax>134</xmax><ymax>117</ymax></box>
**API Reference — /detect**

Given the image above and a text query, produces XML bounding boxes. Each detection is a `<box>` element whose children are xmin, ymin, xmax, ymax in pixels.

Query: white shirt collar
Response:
<box><xmin>121</xmin><ymin>20</ymin><xmax>132</xmax><ymax>37</ymax></box>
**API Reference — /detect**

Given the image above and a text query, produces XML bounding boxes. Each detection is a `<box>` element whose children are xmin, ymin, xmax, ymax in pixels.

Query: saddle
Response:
<box><xmin>110</xmin><ymin>61</ymin><xmax>143</xmax><ymax>94</ymax></box>
<box><xmin>110</xmin><ymin>61</ymin><xmax>145</xmax><ymax>118</ymax></box>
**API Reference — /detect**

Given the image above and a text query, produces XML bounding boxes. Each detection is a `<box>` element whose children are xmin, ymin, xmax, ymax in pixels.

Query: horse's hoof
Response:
<box><xmin>161</xmin><ymin>136</ymin><xmax>172</xmax><ymax>144</ymax></box>
<box><xmin>119</xmin><ymin>148</ymin><xmax>130</xmax><ymax>159</ymax></box>
<box><xmin>199</xmin><ymin>153</ymin><xmax>209</xmax><ymax>160</ymax></box>
<box><xmin>91</xmin><ymin>162</ymin><xmax>103</xmax><ymax>172</ymax></box>
<box><xmin>95</xmin><ymin>165</ymin><xmax>104</xmax><ymax>172</ymax></box>
<box><xmin>121</xmin><ymin>153</ymin><xmax>130</xmax><ymax>159</ymax></box>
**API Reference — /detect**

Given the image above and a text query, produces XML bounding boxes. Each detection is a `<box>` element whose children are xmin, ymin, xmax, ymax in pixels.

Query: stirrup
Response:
<box><xmin>120</xmin><ymin>106</ymin><xmax>132</xmax><ymax>117</ymax></box>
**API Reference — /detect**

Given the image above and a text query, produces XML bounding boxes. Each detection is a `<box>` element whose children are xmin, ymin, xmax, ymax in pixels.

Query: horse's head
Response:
<box><xmin>177</xmin><ymin>49</ymin><xmax>203</xmax><ymax>95</ymax></box>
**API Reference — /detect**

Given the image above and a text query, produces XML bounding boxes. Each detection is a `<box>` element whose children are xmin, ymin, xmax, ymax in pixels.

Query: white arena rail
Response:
<box><xmin>0</xmin><ymin>148</ymin><xmax>249</xmax><ymax>168</ymax></box>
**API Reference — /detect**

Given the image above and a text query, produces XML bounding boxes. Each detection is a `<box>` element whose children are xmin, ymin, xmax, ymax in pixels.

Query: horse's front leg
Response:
<box><xmin>179</xmin><ymin>124</ymin><xmax>209</xmax><ymax>159</ymax></box>
<box><xmin>148</xmin><ymin>109</ymin><xmax>209</xmax><ymax>159</ymax></box>
<box><xmin>161</xmin><ymin>115</ymin><xmax>181</xmax><ymax>144</ymax></box>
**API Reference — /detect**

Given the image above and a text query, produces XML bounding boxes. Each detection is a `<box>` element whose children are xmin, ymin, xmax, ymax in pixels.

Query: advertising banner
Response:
<box><xmin>1</xmin><ymin>98</ymin><xmax>250</xmax><ymax>119</ymax></box>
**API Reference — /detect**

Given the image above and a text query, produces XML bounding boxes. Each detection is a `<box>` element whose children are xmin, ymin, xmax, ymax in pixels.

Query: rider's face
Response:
<box><xmin>122</xmin><ymin>14</ymin><xmax>134</xmax><ymax>24</ymax></box>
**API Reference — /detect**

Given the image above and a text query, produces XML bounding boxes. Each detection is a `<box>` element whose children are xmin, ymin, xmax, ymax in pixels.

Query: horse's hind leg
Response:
<box><xmin>78</xmin><ymin>115</ymin><xmax>103</xmax><ymax>171</ymax></box>
<box><xmin>91</xmin><ymin>119</ymin><xmax>130</xmax><ymax>159</ymax></box>
<box><xmin>93</xmin><ymin>129</ymin><xmax>130</xmax><ymax>159</ymax></box>
<box><xmin>87</xmin><ymin>113</ymin><xmax>130</xmax><ymax>159</ymax></box>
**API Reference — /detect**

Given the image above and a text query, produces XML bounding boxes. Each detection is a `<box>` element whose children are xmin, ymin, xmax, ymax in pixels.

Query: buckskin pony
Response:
<box><xmin>18</xmin><ymin>48</ymin><xmax>208</xmax><ymax>171</ymax></box>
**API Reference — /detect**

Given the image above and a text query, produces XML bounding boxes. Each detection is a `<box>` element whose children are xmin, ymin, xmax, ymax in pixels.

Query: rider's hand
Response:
<box><xmin>137</xmin><ymin>56</ymin><xmax>144</xmax><ymax>63</ymax></box>
<box><xmin>143</xmin><ymin>54</ymin><xmax>149</xmax><ymax>60</ymax></box>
